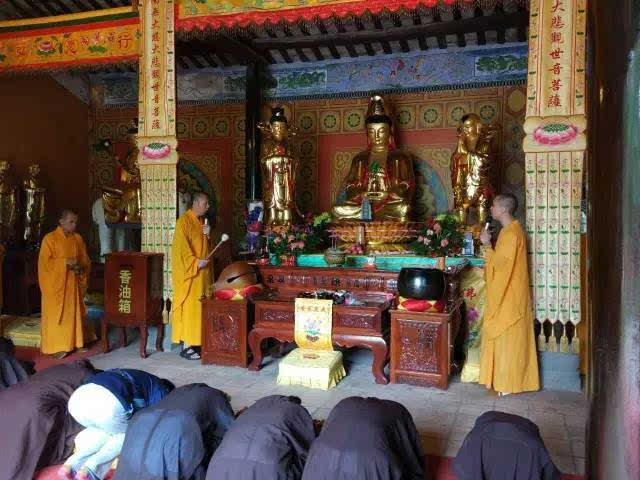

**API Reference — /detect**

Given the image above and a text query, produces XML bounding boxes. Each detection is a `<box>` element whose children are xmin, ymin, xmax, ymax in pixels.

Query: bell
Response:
<box><xmin>213</xmin><ymin>262</ymin><xmax>258</xmax><ymax>291</ymax></box>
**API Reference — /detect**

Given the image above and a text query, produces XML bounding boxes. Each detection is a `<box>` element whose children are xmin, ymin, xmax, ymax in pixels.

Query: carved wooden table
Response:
<box><xmin>249</xmin><ymin>292</ymin><xmax>392</xmax><ymax>384</ymax></box>
<box><xmin>201</xmin><ymin>298</ymin><xmax>252</xmax><ymax>367</ymax></box>
<box><xmin>390</xmin><ymin>298</ymin><xmax>463</xmax><ymax>389</ymax></box>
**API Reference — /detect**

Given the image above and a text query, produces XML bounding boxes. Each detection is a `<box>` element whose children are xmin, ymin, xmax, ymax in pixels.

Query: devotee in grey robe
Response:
<box><xmin>0</xmin><ymin>360</ymin><xmax>96</xmax><ymax>480</ymax></box>
<box><xmin>454</xmin><ymin>411</ymin><xmax>561</xmax><ymax>480</ymax></box>
<box><xmin>114</xmin><ymin>383</ymin><xmax>235</xmax><ymax>480</ymax></box>
<box><xmin>206</xmin><ymin>395</ymin><xmax>316</xmax><ymax>480</ymax></box>
<box><xmin>0</xmin><ymin>337</ymin><xmax>30</xmax><ymax>389</ymax></box>
<box><xmin>302</xmin><ymin>397</ymin><xmax>425</xmax><ymax>480</ymax></box>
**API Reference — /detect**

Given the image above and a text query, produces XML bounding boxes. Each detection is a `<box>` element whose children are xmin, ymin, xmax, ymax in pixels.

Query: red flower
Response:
<box><xmin>464</xmin><ymin>288</ymin><xmax>476</xmax><ymax>299</ymax></box>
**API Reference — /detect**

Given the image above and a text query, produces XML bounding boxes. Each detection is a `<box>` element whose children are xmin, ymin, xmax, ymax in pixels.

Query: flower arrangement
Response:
<box><xmin>266</xmin><ymin>212</ymin><xmax>332</xmax><ymax>257</ymax></box>
<box><xmin>410</xmin><ymin>213</ymin><xmax>464</xmax><ymax>257</ymax></box>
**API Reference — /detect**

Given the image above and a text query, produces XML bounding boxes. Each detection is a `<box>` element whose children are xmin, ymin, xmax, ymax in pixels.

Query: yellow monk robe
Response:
<box><xmin>479</xmin><ymin>220</ymin><xmax>540</xmax><ymax>394</ymax></box>
<box><xmin>38</xmin><ymin>227</ymin><xmax>95</xmax><ymax>354</ymax></box>
<box><xmin>171</xmin><ymin>209</ymin><xmax>211</xmax><ymax>346</ymax></box>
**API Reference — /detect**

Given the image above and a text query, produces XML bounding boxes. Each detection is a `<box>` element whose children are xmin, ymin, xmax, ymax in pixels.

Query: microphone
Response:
<box><xmin>204</xmin><ymin>217</ymin><xmax>210</xmax><ymax>237</ymax></box>
<box><xmin>484</xmin><ymin>215</ymin><xmax>493</xmax><ymax>231</ymax></box>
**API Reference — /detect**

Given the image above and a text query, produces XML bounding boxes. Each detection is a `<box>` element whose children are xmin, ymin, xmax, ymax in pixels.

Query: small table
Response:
<box><xmin>390</xmin><ymin>298</ymin><xmax>463</xmax><ymax>389</ymax></box>
<box><xmin>201</xmin><ymin>298</ymin><xmax>253</xmax><ymax>367</ymax></box>
<box><xmin>249</xmin><ymin>291</ymin><xmax>392</xmax><ymax>384</ymax></box>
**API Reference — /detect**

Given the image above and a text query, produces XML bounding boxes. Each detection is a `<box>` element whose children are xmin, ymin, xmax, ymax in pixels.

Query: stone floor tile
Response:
<box><xmin>574</xmin><ymin>457</ymin><xmax>585</xmax><ymax>475</ymax></box>
<box><xmin>540</xmin><ymin>426</ymin><xmax>570</xmax><ymax>440</ymax></box>
<box><xmin>448</xmin><ymin>426</ymin><xmax>472</xmax><ymax>442</ymax></box>
<box><xmin>453</xmin><ymin>413</ymin><xmax>480</xmax><ymax>428</ymax></box>
<box><xmin>443</xmin><ymin>439</ymin><xmax>464</xmax><ymax>458</ymax></box>
<box><xmin>567</xmin><ymin>425</ymin><xmax>586</xmax><ymax>439</ymax></box>
<box><xmin>551</xmin><ymin>454</ymin><xmax>575</xmax><ymax>475</ymax></box>
<box><xmin>421</xmin><ymin>436</ymin><xmax>447</xmax><ymax>456</ymax></box>
<box><xmin>545</xmin><ymin>438</ymin><xmax>573</xmax><ymax>457</ymax></box>
<box><xmin>458</xmin><ymin>404</ymin><xmax>495</xmax><ymax>417</ymax></box>
<box><xmin>571</xmin><ymin>440</ymin><xmax>585</xmax><ymax>458</ymax></box>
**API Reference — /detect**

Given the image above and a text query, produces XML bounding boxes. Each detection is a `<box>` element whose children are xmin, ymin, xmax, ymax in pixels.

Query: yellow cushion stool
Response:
<box><xmin>277</xmin><ymin>348</ymin><xmax>346</xmax><ymax>391</ymax></box>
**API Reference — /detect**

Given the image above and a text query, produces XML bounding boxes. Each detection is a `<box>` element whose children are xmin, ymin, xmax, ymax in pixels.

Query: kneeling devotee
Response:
<box><xmin>454</xmin><ymin>411</ymin><xmax>560</xmax><ymax>480</ymax></box>
<box><xmin>114</xmin><ymin>383</ymin><xmax>235</xmax><ymax>480</ymax></box>
<box><xmin>479</xmin><ymin>194</ymin><xmax>539</xmax><ymax>395</ymax></box>
<box><xmin>59</xmin><ymin>368</ymin><xmax>174</xmax><ymax>480</ymax></box>
<box><xmin>172</xmin><ymin>192</ymin><xmax>212</xmax><ymax>361</ymax></box>
<box><xmin>302</xmin><ymin>397</ymin><xmax>424</xmax><ymax>480</ymax></box>
<box><xmin>39</xmin><ymin>209</ymin><xmax>95</xmax><ymax>359</ymax></box>
<box><xmin>0</xmin><ymin>360</ymin><xmax>96</xmax><ymax>480</ymax></box>
<box><xmin>207</xmin><ymin>395</ymin><xmax>316</xmax><ymax>480</ymax></box>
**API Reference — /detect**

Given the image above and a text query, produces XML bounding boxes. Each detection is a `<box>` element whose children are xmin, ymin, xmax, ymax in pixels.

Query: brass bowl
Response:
<box><xmin>329</xmin><ymin>221</ymin><xmax>419</xmax><ymax>245</ymax></box>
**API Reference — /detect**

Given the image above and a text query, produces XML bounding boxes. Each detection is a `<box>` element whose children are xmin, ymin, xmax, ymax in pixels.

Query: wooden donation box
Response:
<box><xmin>103</xmin><ymin>252</ymin><xmax>164</xmax><ymax>358</ymax></box>
<box><xmin>201</xmin><ymin>298</ymin><xmax>253</xmax><ymax>367</ymax></box>
<box><xmin>390</xmin><ymin>298</ymin><xmax>463</xmax><ymax>389</ymax></box>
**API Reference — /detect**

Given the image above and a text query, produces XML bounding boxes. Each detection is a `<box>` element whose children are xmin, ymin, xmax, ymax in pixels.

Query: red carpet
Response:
<box><xmin>15</xmin><ymin>343</ymin><xmax>102</xmax><ymax>372</ymax></box>
<box><xmin>34</xmin><ymin>457</ymin><xmax>583</xmax><ymax>480</ymax></box>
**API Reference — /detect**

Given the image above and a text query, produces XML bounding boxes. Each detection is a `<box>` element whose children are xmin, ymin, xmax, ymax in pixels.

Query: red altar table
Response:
<box><xmin>249</xmin><ymin>291</ymin><xmax>392</xmax><ymax>384</ymax></box>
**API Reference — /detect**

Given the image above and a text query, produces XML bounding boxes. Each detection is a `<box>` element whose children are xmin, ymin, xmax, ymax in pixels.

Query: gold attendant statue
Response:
<box><xmin>451</xmin><ymin>113</ymin><xmax>500</xmax><ymax>229</ymax></box>
<box><xmin>23</xmin><ymin>163</ymin><xmax>46</xmax><ymax>247</ymax></box>
<box><xmin>332</xmin><ymin>95</ymin><xmax>414</xmax><ymax>222</ymax></box>
<box><xmin>0</xmin><ymin>160</ymin><xmax>18</xmax><ymax>245</ymax></box>
<box><xmin>102</xmin><ymin>122</ymin><xmax>142</xmax><ymax>224</ymax></box>
<box><xmin>258</xmin><ymin>107</ymin><xmax>299</xmax><ymax>227</ymax></box>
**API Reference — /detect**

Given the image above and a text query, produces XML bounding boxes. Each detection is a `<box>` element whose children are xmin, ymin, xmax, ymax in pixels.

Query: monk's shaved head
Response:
<box><xmin>494</xmin><ymin>193</ymin><xmax>518</xmax><ymax>216</ymax></box>
<box><xmin>191</xmin><ymin>192</ymin><xmax>208</xmax><ymax>206</ymax></box>
<box><xmin>59</xmin><ymin>209</ymin><xmax>78</xmax><ymax>221</ymax></box>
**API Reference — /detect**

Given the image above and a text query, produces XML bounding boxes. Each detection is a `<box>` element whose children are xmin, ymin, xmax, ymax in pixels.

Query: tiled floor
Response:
<box><xmin>89</xmin><ymin>341</ymin><xmax>587</xmax><ymax>475</ymax></box>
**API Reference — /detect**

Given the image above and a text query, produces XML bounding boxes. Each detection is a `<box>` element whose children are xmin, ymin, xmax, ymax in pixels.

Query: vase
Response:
<box><xmin>269</xmin><ymin>253</ymin><xmax>280</xmax><ymax>266</ymax></box>
<box><xmin>324</xmin><ymin>247</ymin><xmax>346</xmax><ymax>267</ymax></box>
<box><xmin>397</xmin><ymin>267</ymin><xmax>446</xmax><ymax>300</ymax></box>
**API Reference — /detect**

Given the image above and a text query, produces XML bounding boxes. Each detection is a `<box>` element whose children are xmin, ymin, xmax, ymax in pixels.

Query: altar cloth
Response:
<box><xmin>295</xmin><ymin>254</ymin><xmax>485</xmax><ymax>270</ymax></box>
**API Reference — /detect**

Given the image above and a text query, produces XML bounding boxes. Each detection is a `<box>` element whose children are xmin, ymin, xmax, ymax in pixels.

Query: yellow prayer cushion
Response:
<box><xmin>1</xmin><ymin>315</ymin><xmax>41</xmax><ymax>347</ymax></box>
<box><xmin>277</xmin><ymin>348</ymin><xmax>346</xmax><ymax>391</ymax></box>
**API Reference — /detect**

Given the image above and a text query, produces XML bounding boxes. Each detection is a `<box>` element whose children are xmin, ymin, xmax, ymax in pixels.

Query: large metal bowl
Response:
<box><xmin>397</xmin><ymin>267</ymin><xmax>446</xmax><ymax>300</ymax></box>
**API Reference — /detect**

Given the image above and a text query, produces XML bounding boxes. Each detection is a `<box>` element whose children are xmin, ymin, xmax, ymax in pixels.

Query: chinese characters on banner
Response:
<box><xmin>138</xmin><ymin>0</ymin><xmax>176</xmax><ymax>140</ymax></box>
<box><xmin>137</xmin><ymin>0</ymin><xmax>177</xmax><ymax>305</ymax></box>
<box><xmin>118</xmin><ymin>269</ymin><xmax>133</xmax><ymax>314</ymax></box>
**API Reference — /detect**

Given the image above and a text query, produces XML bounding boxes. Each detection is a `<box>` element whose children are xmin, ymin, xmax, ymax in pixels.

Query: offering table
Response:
<box><xmin>249</xmin><ymin>290</ymin><xmax>392</xmax><ymax>384</ymax></box>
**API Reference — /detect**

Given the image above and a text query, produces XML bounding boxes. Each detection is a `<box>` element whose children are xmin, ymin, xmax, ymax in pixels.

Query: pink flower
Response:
<box><xmin>288</xmin><ymin>235</ymin><xmax>295</xmax><ymax>242</ymax></box>
<box><xmin>274</xmin><ymin>237</ymin><xmax>281</xmax><ymax>244</ymax></box>
<box><xmin>426</xmin><ymin>229</ymin><xmax>434</xmax><ymax>236</ymax></box>
<box><xmin>417</xmin><ymin>236</ymin><xmax>424</xmax><ymax>242</ymax></box>
<box><xmin>423</xmin><ymin>238</ymin><xmax>430</xmax><ymax>245</ymax></box>
<box><xmin>440</xmin><ymin>238</ymin><xmax>449</xmax><ymax>247</ymax></box>
<box><xmin>299</xmin><ymin>241</ymin><xmax>305</xmax><ymax>249</ymax></box>
<box><xmin>434</xmin><ymin>223</ymin><xmax>442</xmax><ymax>234</ymax></box>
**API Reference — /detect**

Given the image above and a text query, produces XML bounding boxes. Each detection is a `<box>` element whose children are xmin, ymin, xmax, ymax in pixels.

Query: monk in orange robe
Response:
<box><xmin>479</xmin><ymin>194</ymin><xmax>540</xmax><ymax>395</ymax></box>
<box><xmin>39</xmin><ymin>209</ymin><xmax>95</xmax><ymax>359</ymax></box>
<box><xmin>171</xmin><ymin>192</ymin><xmax>211</xmax><ymax>360</ymax></box>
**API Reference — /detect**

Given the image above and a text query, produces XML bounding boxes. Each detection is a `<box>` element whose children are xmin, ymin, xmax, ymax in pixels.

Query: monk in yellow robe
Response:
<box><xmin>171</xmin><ymin>192</ymin><xmax>212</xmax><ymax>360</ymax></box>
<box><xmin>39</xmin><ymin>209</ymin><xmax>95</xmax><ymax>358</ymax></box>
<box><xmin>479</xmin><ymin>194</ymin><xmax>539</xmax><ymax>395</ymax></box>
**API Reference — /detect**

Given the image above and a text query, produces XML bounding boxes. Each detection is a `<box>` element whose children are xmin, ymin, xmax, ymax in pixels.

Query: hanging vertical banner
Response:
<box><xmin>523</xmin><ymin>0</ymin><xmax>587</xmax><ymax>354</ymax></box>
<box><xmin>136</xmin><ymin>0</ymin><xmax>177</xmax><ymax>303</ymax></box>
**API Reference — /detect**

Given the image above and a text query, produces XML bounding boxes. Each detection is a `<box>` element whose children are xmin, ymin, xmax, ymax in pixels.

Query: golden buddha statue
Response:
<box><xmin>332</xmin><ymin>95</ymin><xmax>414</xmax><ymax>222</ymax></box>
<box><xmin>450</xmin><ymin>113</ymin><xmax>500</xmax><ymax>228</ymax></box>
<box><xmin>102</xmin><ymin>122</ymin><xmax>141</xmax><ymax>224</ymax></box>
<box><xmin>257</xmin><ymin>107</ymin><xmax>299</xmax><ymax>227</ymax></box>
<box><xmin>23</xmin><ymin>163</ymin><xmax>46</xmax><ymax>246</ymax></box>
<box><xmin>0</xmin><ymin>160</ymin><xmax>18</xmax><ymax>245</ymax></box>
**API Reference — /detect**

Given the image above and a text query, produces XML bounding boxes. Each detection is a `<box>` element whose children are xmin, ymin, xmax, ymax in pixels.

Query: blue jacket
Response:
<box><xmin>87</xmin><ymin>369</ymin><xmax>173</xmax><ymax>417</ymax></box>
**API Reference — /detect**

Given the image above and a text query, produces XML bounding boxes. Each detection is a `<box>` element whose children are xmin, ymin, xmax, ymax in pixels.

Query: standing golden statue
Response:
<box><xmin>102</xmin><ymin>122</ymin><xmax>142</xmax><ymax>224</ymax></box>
<box><xmin>450</xmin><ymin>113</ymin><xmax>500</xmax><ymax>229</ymax></box>
<box><xmin>332</xmin><ymin>95</ymin><xmax>415</xmax><ymax>222</ymax></box>
<box><xmin>0</xmin><ymin>160</ymin><xmax>18</xmax><ymax>245</ymax></box>
<box><xmin>23</xmin><ymin>163</ymin><xmax>46</xmax><ymax>247</ymax></box>
<box><xmin>258</xmin><ymin>108</ymin><xmax>299</xmax><ymax>227</ymax></box>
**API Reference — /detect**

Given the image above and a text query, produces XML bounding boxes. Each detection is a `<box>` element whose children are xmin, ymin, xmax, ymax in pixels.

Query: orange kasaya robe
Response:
<box><xmin>171</xmin><ymin>209</ymin><xmax>211</xmax><ymax>346</ymax></box>
<box><xmin>479</xmin><ymin>220</ymin><xmax>540</xmax><ymax>394</ymax></box>
<box><xmin>38</xmin><ymin>227</ymin><xmax>95</xmax><ymax>354</ymax></box>
<box><xmin>0</xmin><ymin>244</ymin><xmax>5</xmax><ymax>312</ymax></box>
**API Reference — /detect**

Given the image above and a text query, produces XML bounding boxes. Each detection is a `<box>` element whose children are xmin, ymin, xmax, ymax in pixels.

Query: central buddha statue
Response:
<box><xmin>332</xmin><ymin>95</ymin><xmax>414</xmax><ymax>222</ymax></box>
<box><xmin>102</xmin><ymin>122</ymin><xmax>141</xmax><ymax>224</ymax></box>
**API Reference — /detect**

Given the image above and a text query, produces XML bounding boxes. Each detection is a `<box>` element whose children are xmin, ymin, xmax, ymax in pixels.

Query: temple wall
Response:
<box><xmin>91</xmin><ymin>85</ymin><xmax>526</xmax><ymax>253</ymax></box>
<box><xmin>0</xmin><ymin>76</ymin><xmax>91</xmax><ymax>239</ymax></box>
